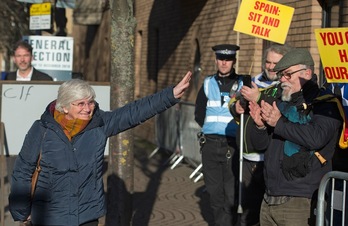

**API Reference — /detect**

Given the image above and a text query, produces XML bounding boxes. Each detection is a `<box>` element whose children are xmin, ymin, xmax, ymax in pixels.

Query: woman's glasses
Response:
<box><xmin>71</xmin><ymin>101</ymin><xmax>95</xmax><ymax>109</ymax></box>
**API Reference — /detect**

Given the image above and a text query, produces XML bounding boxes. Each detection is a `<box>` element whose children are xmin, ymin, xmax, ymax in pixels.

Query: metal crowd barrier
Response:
<box><xmin>149</xmin><ymin>104</ymin><xmax>180</xmax><ymax>164</ymax></box>
<box><xmin>316</xmin><ymin>171</ymin><xmax>348</xmax><ymax>226</ymax></box>
<box><xmin>151</xmin><ymin>102</ymin><xmax>203</xmax><ymax>182</ymax></box>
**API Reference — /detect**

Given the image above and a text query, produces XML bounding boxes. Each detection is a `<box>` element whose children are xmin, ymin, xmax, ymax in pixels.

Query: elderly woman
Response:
<box><xmin>9</xmin><ymin>71</ymin><xmax>192</xmax><ymax>226</ymax></box>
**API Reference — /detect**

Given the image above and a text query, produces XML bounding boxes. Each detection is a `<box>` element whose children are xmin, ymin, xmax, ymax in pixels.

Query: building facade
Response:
<box><xmin>132</xmin><ymin>0</ymin><xmax>348</xmax><ymax>142</ymax></box>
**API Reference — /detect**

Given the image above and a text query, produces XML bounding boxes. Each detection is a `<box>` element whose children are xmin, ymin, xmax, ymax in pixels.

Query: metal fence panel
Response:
<box><xmin>155</xmin><ymin>105</ymin><xmax>179</xmax><ymax>153</ymax></box>
<box><xmin>178</xmin><ymin>102</ymin><xmax>202</xmax><ymax>164</ymax></box>
<box><xmin>316</xmin><ymin>171</ymin><xmax>348</xmax><ymax>226</ymax></box>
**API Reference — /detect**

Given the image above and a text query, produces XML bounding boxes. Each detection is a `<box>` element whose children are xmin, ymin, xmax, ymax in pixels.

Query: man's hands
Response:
<box><xmin>249</xmin><ymin>101</ymin><xmax>264</xmax><ymax>128</ymax></box>
<box><xmin>249</xmin><ymin>100</ymin><xmax>282</xmax><ymax>128</ymax></box>
<box><xmin>259</xmin><ymin>100</ymin><xmax>282</xmax><ymax>127</ymax></box>
<box><xmin>21</xmin><ymin>215</ymin><xmax>31</xmax><ymax>226</ymax></box>
<box><xmin>237</xmin><ymin>80</ymin><xmax>281</xmax><ymax>128</ymax></box>
<box><xmin>173</xmin><ymin>71</ymin><xmax>192</xmax><ymax>99</ymax></box>
<box><xmin>235</xmin><ymin>81</ymin><xmax>260</xmax><ymax>114</ymax></box>
<box><xmin>240</xmin><ymin>81</ymin><xmax>260</xmax><ymax>102</ymax></box>
<box><xmin>235</xmin><ymin>100</ymin><xmax>245</xmax><ymax>114</ymax></box>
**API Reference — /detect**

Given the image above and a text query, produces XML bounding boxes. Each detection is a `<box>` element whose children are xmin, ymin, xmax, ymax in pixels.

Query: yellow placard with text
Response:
<box><xmin>233</xmin><ymin>0</ymin><xmax>294</xmax><ymax>44</ymax></box>
<box><xmin>315</xmin><ymin>28</ymin><xmax>348</xmax><ymax>83</ymax></box>
<box><xmin>30</xmin><ymin>3</ymin><xmax>51</xmax><ymax>16</ymax></box>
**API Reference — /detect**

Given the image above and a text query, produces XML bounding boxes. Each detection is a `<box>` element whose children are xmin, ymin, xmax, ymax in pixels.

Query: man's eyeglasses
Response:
<box><xmin>276</xmin><ymin>68</ymin><xmax>307</xmax><ymax>80</ymax></box>
<box><xmin>71</xmin><ymin>101</ymin><xmax>95</xmax><ymax>109</ymax></box>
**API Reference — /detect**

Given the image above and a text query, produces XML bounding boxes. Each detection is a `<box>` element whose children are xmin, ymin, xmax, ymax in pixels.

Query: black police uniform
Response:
<box><xmin>195</xmin><ymin>44</ymin><xmax>241</xmax><ymax>226</ymax></box>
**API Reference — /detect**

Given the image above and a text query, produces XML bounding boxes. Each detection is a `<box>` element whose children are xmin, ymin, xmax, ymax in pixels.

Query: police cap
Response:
<box><xmin>212</xmin><ymin>44</ymin><xmax>240</xmax><ymax>60</ymax></box>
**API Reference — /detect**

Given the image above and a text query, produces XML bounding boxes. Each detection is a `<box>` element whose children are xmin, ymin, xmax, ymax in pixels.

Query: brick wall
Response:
<box><xmin>133</xmin><ymin>0</ymin><xmax>348</xmax><ymax>142</ymax></box>
<box><xmin>343</xmin><ymin>0</ymin><xmax>348</xmax><ymax>27</ymax></box>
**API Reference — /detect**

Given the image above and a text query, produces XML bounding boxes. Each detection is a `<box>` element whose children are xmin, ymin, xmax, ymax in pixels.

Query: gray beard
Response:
<box><xmin>281</xmin><ymin>92</ymin><xmax>292</xmax><ymax>102</ymax></box>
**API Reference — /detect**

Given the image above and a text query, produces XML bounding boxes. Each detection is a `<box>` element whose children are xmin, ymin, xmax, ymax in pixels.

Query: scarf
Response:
<box><xmin>278</xmin><ymin>103</ymin><xmax>312</xmax><ymax>156</ymax></box>
<box><xmin>54</xmin><ymin>110</ymin><xmax>91</xmax><ymax>141</ymax></box>
<box><xmin>278</xmin><ymin>102</ymin><xmax>314</xmax><ymax>180</ymax></box>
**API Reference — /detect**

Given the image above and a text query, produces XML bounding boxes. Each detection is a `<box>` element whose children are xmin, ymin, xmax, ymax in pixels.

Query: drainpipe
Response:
<box><xmin>319</xmin><ymin>2</ymin><xmax>328</xmax><ymax>86</ymax></box>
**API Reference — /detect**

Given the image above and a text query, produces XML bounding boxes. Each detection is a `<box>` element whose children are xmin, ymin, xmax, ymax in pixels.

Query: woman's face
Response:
<box><xmin>63</xmin><ymin>98</ymin><xmax>95</xmax><ymax>120</ymax></box>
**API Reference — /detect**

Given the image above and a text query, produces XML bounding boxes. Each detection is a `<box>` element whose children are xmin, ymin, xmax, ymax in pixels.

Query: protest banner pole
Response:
<box><xmin>236</xmin><ymin>0</ymin><xmax>244</xmax><ymax>214</ymax></box>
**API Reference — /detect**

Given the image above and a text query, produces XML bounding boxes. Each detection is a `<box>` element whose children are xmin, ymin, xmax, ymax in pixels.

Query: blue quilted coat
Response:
<box><xmin>9</xmin><ymin>86</ymin><xmax>178</xmax><ymax>226</ymax></box>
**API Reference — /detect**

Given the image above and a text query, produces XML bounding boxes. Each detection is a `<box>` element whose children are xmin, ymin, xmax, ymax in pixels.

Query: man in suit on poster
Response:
<box><xmin>5</xmin><ymin>40</ymin><xmax>53</xmax><ymax>81</ymax></box>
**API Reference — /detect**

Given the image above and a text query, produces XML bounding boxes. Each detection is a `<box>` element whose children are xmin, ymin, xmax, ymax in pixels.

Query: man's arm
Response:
<box><xmin>274</xmin><ymin>101</ymin><xmax>342</xmax><ymax>150</ymax></box>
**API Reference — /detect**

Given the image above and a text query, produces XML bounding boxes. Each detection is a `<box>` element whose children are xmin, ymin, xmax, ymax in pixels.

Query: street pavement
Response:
<box><xmin>1</xmin><ymin>137</ymin><xmax>213</xmax><ymax>226</ymax></box>
<box><xmin>129</xmin><ymin>138</ymin><xmax>213</xmax><ymax>226</ymax></box>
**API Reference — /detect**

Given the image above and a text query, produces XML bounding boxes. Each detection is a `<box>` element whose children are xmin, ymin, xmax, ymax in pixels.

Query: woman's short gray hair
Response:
<box><xmin>55</xmin><ymin>79</ymin><xmax>96</xmax><ymax>112</ymax></box>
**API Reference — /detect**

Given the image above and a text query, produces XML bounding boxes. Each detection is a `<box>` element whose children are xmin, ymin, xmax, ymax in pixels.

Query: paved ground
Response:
<box><xmin>130</xmin><ymin>138</ymin><xmax>213</xmax><ymax>226</ymax></box>
<box><xmin>1</xmin><ymin>137</ymin><xmax>214</xmax><ymax>226</ymax></box>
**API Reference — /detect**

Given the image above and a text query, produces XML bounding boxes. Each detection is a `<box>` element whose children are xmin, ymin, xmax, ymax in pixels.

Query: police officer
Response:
<box><xmin>195</xmin><ymin>44</ymin><xmax>241</xmax><ymax>226</ymax></box>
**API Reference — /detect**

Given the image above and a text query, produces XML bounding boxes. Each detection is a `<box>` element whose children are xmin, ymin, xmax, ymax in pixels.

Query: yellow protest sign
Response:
<box><xmin>315</xmin><ymin>28</ymin><xmax>348</xmax><ymax>83</ymax></box>
<box><xmin>29</xmin><ymin>3</ymin><xmax>51</xmax><ymax>30</ymax></box>
<box><xmin>233</xmin><ymin>0</ymin><xmax>294</xmax><ymax>44</ymax></box>
<box><xmin>30</xmin><ymin>3</ymin><xmax>51</xmax><ymax>16</ymax></box>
